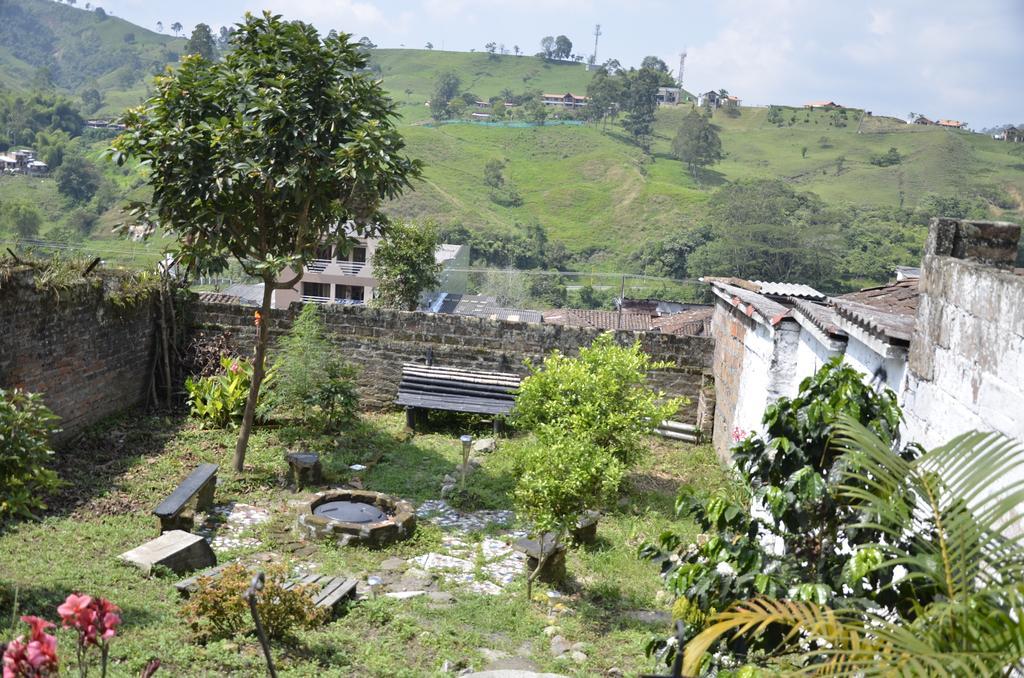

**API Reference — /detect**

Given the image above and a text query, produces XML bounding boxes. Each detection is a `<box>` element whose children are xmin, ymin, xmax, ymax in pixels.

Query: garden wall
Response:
<box><xmin>190</xmin><ymin>302</ymin><xmax>716</xmax><ymax>423</ymax></box>
<box><xmin>0</xmin><ymin>269</ymin><xmax>157</xmax><ymax>441</ymax></box>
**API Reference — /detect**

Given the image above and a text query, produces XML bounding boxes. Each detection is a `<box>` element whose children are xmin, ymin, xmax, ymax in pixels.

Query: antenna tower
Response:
<box><xmin>677</xmin><ymin>50</ymin><xmax>687</xmax><ymax>89</ymax></box>
<box><xmin>592</xmin><ymin>24</ymin><xmax>602</xmax><ymax>64</ymax></box>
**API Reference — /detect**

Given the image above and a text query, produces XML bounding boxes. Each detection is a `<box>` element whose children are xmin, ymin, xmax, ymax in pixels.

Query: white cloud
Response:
<box><xmin>867</xmin><ymin>8</ymin><xmax>893</xmax><ymax>36</ymax></box>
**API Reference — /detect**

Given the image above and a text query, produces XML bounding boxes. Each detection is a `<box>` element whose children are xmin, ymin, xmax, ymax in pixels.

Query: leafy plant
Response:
<box><xmin>371</xmin><ymin>221</ymin><xmax>443</xmax><ymax>311</ymax></box>
<box><xmin>513</xmin><ymin>432</ymin><xmax>623</xmax><ymax>597</ymax></box>
<box><xmin>266</xmin><ymin>303</ymin><xmax>358</xmax><ymax>432</ymax></box>
<box><xmin>680</xmin><ymin>418</ymin><xmax>1024</xmax><ymax>676</ymax></box>
<box><xmin>180</xmin><ymin>563</ymin><xmax>327</xmax><ymax>643</ymax></box>
<box><xmin>185</xmin><ymin>357</ymin><xmax>273</xmax><ymax>429</ymax></box>
<box><xmin>641</xmin><ymin>358</ymin><xmax>918</xmax><ymax>671</ymax></box>
<box><xmin>513</xmin><ymin>333</ymin><xmax>683</xmax><ymax>469</ymax></box>
<box><xmin>0</xmin><ymin>388</ymin><xmax>62</xmax><ymax>521</ymax></box>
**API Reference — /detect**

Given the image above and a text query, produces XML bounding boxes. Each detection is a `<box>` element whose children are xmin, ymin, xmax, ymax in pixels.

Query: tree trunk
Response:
<box><xmin>233</xmin><ymin>275</ymin><xmax>274</xmax><ymax>472</ymax></box>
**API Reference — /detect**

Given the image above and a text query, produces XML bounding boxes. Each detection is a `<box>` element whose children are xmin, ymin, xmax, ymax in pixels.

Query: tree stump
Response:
<box><xmin>285</xmin><ymin>452</ymin><xmax>323</xmax><ymax>491</ymax></box>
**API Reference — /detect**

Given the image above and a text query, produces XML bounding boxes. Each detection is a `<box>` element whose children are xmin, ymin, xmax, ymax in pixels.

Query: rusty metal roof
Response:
<box><xmin>708</xmin><ymin>281</ymin><xmax>793</xmax><ymax>326</ymax></box>
<box><xmin>791</xmin><ymin>299</ymin><xmax>847</xmax><ymax>339</ymax></box>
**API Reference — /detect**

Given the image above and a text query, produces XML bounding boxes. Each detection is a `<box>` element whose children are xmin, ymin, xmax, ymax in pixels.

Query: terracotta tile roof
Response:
<box><xmin>832</xmin><ymin>279</ymin><xmax>920</xmax><ymax>344</ymax></box>
<box><xmin>197</xmin><ymin>292</ymin><xmax>242</xmax><ymax>305</ymax></box>
<box><xmin>542</xmin><ymin>309</ymin><xmax>652</xmax><ymax>331</ymax></box>
<box><xmin>652</xmin><ymin>307</ymin><xmax>714</xmax><ymax>336</ymax></box>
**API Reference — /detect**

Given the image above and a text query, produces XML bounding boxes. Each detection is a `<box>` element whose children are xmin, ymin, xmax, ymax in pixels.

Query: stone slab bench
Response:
<box><xmin>395</xmin><ymin>363</ymin><xmax>520</xmax><ymax>434</ymax></box>
<box><xmin>153</xmin><ymin>463</ymin><xmax>218</xmax><ymax>534</ymax></box>
<box><xmin>175</xmin><ymin>568</ymin><xmax>358</xmax><ymax>616</ymax></box>
<box><xmin>119</xmin><ymin>530</ymin><xmax>216</xmax><ymax>576</ymax></box>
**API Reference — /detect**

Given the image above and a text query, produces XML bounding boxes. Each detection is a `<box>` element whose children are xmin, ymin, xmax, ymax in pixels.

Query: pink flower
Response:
<box><xmin>3</xmin><ymin>616</ymin><xmax>58</xmax><ymax>677</ymax></box>
<box><xmin>228</xmin><ymin>361</ymin><xmax>241</xmax><ymax>374</ymax></box>
<box><xmin>57</xmin><ymin>594</ymin><xmax>91</xmax><ymax>625</ymax></box>
<box><xmin>731</xmin><ymin>427</ymin><xmax>748</xmax><ymax>444</ymax></box>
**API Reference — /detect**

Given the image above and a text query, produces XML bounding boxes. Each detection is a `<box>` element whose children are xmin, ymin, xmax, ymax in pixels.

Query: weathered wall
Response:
<box><xmin>192</xmin><ymin>302</ymin><xmax>715</xmax><ymax>422</ymax></box>
<box><xmin>0</xmin><ymin>270</ymin><xmax>157</xmax><ymax>440</ymax></box>
<box><xmin>903</xmin><ymin>254</ymin><xmax>1024</xmax><ymax>449</ymax></box>
<box><xmin>710</xmin><ymin>302</ymin><xmax>750</xmax><ymax>457</ymax></box>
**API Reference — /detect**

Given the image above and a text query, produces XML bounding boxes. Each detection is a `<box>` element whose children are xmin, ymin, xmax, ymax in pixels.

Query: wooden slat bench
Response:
<box><xmin>395</xmin><ymin>363</ymin><xmax>521</xmax><ymax>434</ymax></box>
<box><xmin>175</xmin><ymin>568</ymin><xmax>358</xmax><ymax>616</ymax></box>
<box><xmin>153</xmin><ymin>463</ymin><xmax>218</xmax><ymax>534</ymax></box>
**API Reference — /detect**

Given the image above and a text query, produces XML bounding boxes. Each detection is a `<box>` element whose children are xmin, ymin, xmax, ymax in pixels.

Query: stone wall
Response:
<box><xmin>903</xmin><ymin>254</ymin><xmax>1024</xmax><ymax>448</ymax></box>
<box><xmin>709</xmin><ymin>302</ymin><xmax>749</xmax><ymax>457</ymax></box>
<box><xmin>0</xmin><ymin>269</ymin><xmax>157</xmax><ymax>440</ymax></box>
<box><xmin>191</xmin><ymin>302</ymin><xmax>715</xmax><ymax>422</ymax></box>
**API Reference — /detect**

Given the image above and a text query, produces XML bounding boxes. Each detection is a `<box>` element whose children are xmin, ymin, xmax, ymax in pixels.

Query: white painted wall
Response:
<box><xmin>794</xmin><ymin>325</ymin><xmax>844</xmax><ymax>393</ymax></box>
<box><xmin>732</xmin><ymin>320</ymin><xmax>801</xmax><ymax>440</ymax></box>
<box><xmin>842</xmin><ymin>336</ymin><xmax>908</xmax><ymax>396</ymax></box>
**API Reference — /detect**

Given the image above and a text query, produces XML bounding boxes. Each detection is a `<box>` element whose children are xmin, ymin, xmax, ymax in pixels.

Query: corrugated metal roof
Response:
<box><xmin>791</xmin><ymin>299</ymin><xmax>846</xmax><ymax>339</ymax></box>
<box><xmin>754</xmin><ymin>281</ymin><xmax>827</xmax><ymax>301</ymax></box>
<box><xmin>709</xmin><ymin>281</ymin><xmax>793</xmax><ymax>326</ymax></box>
<box><xmin>483</xmin><ymin>308</ymin><xmax>543</xmax><ymax>324</ymax></box>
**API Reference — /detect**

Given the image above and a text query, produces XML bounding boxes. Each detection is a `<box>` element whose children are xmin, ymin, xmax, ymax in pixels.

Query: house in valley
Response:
<box><xmin>540</xmin><ymin>92</ymin><xmax>588</xmax><ymax>108</ymax></box>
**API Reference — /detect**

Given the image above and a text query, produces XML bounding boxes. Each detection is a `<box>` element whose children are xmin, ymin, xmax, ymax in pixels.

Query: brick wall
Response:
<box><xmin>709</xmin><ymin>301</ymin><xmax>749</xmax><ymax>458</ymax></box>
<box><xmin>0</xmin><ymin>270</ymin><xmax>157</xmax><ymax>440</ymax></box>
<box><xmin>192</xmin><ymin>302</ymin><xmax>715</xmax><ymax>422</ymax></box>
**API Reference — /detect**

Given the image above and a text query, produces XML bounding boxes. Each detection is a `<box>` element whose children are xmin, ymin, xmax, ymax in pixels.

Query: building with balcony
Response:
<box><xmin>273</xmin><ymin>235</ymin><xmax>468</xmax><ymax>309</ymax></box>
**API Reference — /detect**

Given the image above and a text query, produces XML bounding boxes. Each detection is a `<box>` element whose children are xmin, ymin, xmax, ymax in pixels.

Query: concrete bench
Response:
<box><xmin>153</xmin><ymin>463</ymin><xmax>218</xmax><ymax>533</ymax></box>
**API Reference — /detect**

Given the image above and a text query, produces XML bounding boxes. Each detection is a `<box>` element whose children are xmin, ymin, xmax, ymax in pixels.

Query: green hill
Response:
<box><xmin>0</xmin><ymin>0</ymin><xmax>187</xmax><ymax>115</ymax></box>
<box><xmin>0</xmin><ymin>11</ymin><xmax>1021</xmax><ymax>285</ymax></box>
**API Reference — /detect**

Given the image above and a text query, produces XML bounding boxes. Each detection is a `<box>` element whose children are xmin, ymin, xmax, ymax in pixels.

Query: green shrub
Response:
<box><xmin>0</xmin><ymin>388</ymin><xmax>62</xmax><ymax>521</ymax></box>
<box><xmin>512</xmin><ymin>333</ymin><xmax>683</xmax><ymax>468</ymax></box>
<box><xmin>513</xmin><ymin>432</ymin><xmax>623</xmax><ymax>535</ymax></box>
<box><xmin>185</xmin><ymin>356</ymin><xmax>272</xmax><ymax>428</ymax></box>
<box><xmin>180</xmin><ymin>563</ymin><xmax>327</xmax><ymax>642</ymax></box>
<box><xmin>266</xmin><ymin>303</ymin><xmax>358</xmax><ymax>432</ymax></box>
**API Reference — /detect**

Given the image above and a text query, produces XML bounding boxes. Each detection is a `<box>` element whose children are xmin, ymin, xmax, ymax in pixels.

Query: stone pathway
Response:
<box><xmin>407</xmin><ymin>502</ymin><xmax>528</xmax><ymax>595</ymax></box>
<box><xmin>195</xmin><ymin>502</ymin><xmax>269</xmax><ymax>551</ymax></box>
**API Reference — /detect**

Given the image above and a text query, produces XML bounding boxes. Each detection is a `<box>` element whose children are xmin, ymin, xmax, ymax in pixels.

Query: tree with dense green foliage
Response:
<box><xmin>171</xmin><ymin>21</ymin><xmax>182</xmax><ymax>36</ymax></box>
<box><xmin>686</xmin><ymin>180</ymin><xmax>843</xmax><ymax>287</ymax></box>
<box><xmin>554</xmin><ymin>35</ymin><xmax>572</xmax><ymax>59</ymax></box>
<box><xmin>0</xmin><ymin>93</ymin><xmax>84</xmax><ymax>147</ymax></box>
<box><xmin>185</xmin><ymin>23</ymin><xmax>218</xmax><ymax>60</ymax></box>
<box><xmin>0</xmin><ymin>388</ymin><xmax>62</xmax><ymax>522</ymax></box>
<box><xmin>54</xmin><ymin>155</ymin><xmax>102</xmax><ymax>203</ymax></box>
<box><xmin>513</xmin><ymin>333</ymin><xmax>682</xmax><ymax>469</ymax></box>
<box><xmin>672</xmin><ymin>110</ymin><xmax>723</xmax><ymax>183</ymax></box>
<box><xmin>80</xmin><ymin>87</ymin><xmax>103</xmax><ymax>114</ymax></box>
<box><xmin>583</xmin><ymin>66</ymin><xmax>624</xmax><ymax>128</ymax></box>
<box><xmin>514</xmin><ymin>432</ymin><xmax>622</xmax><ymax>597</ymax></box>
<box><xmin>371</xmin><ymin>221</ymin><xmax>442</xmax><ymax>311</ymax></box>
<box><xmin>430</xmin><ymin>70</ymin><xmax>461</xmax><ymax>120</ymax></box>
<box><xmin>870</xmin><ymin>146</ymin><xmax>902</xmax><ymax>167</ymax></box>
<box><xmin>3</xmin><ymin>203</ymin><xmax>43</xmax><ymax>238</ymax></box>
<box><xmin>527</xmin><ymin>272</ymin><xmax>566</xmax><ymax>307</ymax></box>
<box><xmin>620</xmin><ymin>67</ymin><xmax>660</xmax><ymax>151</ymax></box>
<box><xmin>112</xmin><ymin>12</ymin><xmax>420</xmax><ymax>472</ymax></box>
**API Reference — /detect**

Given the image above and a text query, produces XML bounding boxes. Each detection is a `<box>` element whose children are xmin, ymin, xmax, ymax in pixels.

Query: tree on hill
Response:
<box><xmin>156</xmin><ymin>21</ymin><xmax>163</xmax><ymax>33</ymax></box>
<box><xmin>425</xmin><ymin>42</ymin><xmax>433</xmax><ymax>50</ymax></box>
<box><xmin>185</xmin><ymin>23</ymin><xmax>218</xmax><ymax>61</ymax></box>
<box><xmin>3</xmin><ymin>203</ymin><xmax>42</xmax><ymax>239</ymax></box>
<box><xmin>641</xmin><ymin>56</ymin><xmax>669</xmax><ymax>73</ymax></box>
<box><xmin>584</xmin><ymin>66</ymin><xmax>624</xmax><ymax>128</ymax></box>
<box><xmin>540</xmin><ymin>36</ymin><xmax>555</xmax><ymax>59</ymax></box>
<box><xmin>372</xmin><ymin>221</ymin><xmax>442</xmax><ymax>311</ymax></box>
<box><xmin>430</xmin><ymin>70</ymin><xmax>461</xmax><ymax>120</ymax></box>
<box><xmin>111</xmin><ymin>12</ymin><xmax>420</xmax><ymax>472</ymax></box>
<box><xmin>80</xmin><ymin>88</ymin><xmax>103</xmax><ymax>114</ymax></box>
<box><xmin>672</xmin><ymin>110</ymin><xmax>724</xmax><ymax>184</ymax></box>
<box><xmin>620</xmin><ymin>67</ymin><xmax>660</xmax><ymax>152</ymax></box>
<box><xmin>554</xmin><ymin>35</ymin><xmax>572</xmax><ymax>60</ymax></box>
<box><xmin>54</xmin><ymin>155</ymin><xmax>102</xmax><ymax>203</ymax></box>
<box><xmin>485</xmin><ymin>42</ymin><xmax>498</xmax><ymax>59</ymax></box>
<box><xmin>483</xmin><ymin>159</ymin><xmax>505</xmax><ymax>188</ymax></box>
<box><xmin>514</xmin><ymin>45</ymin><xmax>520</xmax><ymax>56</ymax></box>
<box><xmin>170</xmin><ymin>21</ymin><xmax>182</xmax><ymax>36</ymax></box>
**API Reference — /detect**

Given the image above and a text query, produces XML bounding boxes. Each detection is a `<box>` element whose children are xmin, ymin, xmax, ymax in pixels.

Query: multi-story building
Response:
<box><xmin>540</xmin><ymin>92</ymin><xmax>589</xmax><ymax>108</ymax></box>
<box><xmin>273</xmin><ymin>234</ymin><xmax>468</xmax><ymax>309</ymax></box>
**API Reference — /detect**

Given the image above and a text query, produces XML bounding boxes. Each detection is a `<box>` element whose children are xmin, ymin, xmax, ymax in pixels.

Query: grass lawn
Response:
<box><xmin>0</xmin><ymin>410</ymin><xmax>732</xmax><ymax>676</ymax></box>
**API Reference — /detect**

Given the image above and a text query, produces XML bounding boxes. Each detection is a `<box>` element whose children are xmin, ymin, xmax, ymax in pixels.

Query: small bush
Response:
<box><xmin>266</xmin><ymin>303</ymin><xmax>358</xmax><ymax>432</ymax></box>
<box><xmin>180</xmin><ymin>563</ymin><xmax>327</xmax><ymax>643</ymax></box>
<box><xmin>870</xmin><ymin>146</ymin><xmax>902</xmax><ymax>167</ymax></box>
<box><xmin>185</xmin><ymin>356</ymin><xmax>272</xmax><ymax>428</ymax></box>
<box><xmin>512</xmin><ymin>333</ymin><xmax>683</xmax><ymax>468</ymax></box>
<box><xmin>0</xmin><ymin>388</ymin><xmax>62</xmax><ymax>521</ymax></box>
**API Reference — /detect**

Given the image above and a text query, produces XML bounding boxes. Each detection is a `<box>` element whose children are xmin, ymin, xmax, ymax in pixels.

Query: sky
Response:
<box><xmin>101</xmin><ymin>0</ymin><xmax>1024</xmax><ymax>129</ymax></box>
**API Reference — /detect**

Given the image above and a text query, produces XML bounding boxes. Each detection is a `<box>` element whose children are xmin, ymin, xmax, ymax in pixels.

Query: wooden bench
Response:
<box><xmin>395</xmin><ymin>363</ymin><xmax>521</xmax><ymax>434</ymax></box>
<box><xmin>175</xmin><ymin>568</ymin><xmax>358</xmax><ymax>616</ymax></box>
<box><xmin>153</xmin><ymin>463</ymin><xmax>218</xmax><ymax>534</ymax></box>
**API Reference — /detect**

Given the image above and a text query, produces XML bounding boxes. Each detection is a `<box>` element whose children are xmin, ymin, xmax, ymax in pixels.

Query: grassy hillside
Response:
<box><xmin>0</xmin><ymin>0</ymin><xmax>186</xmax><ymax>115</ymax></box>
<box><xmin>372</xmin><ymin>49</ymin><xmax>597</xmax><ymax>123</ymax></box>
